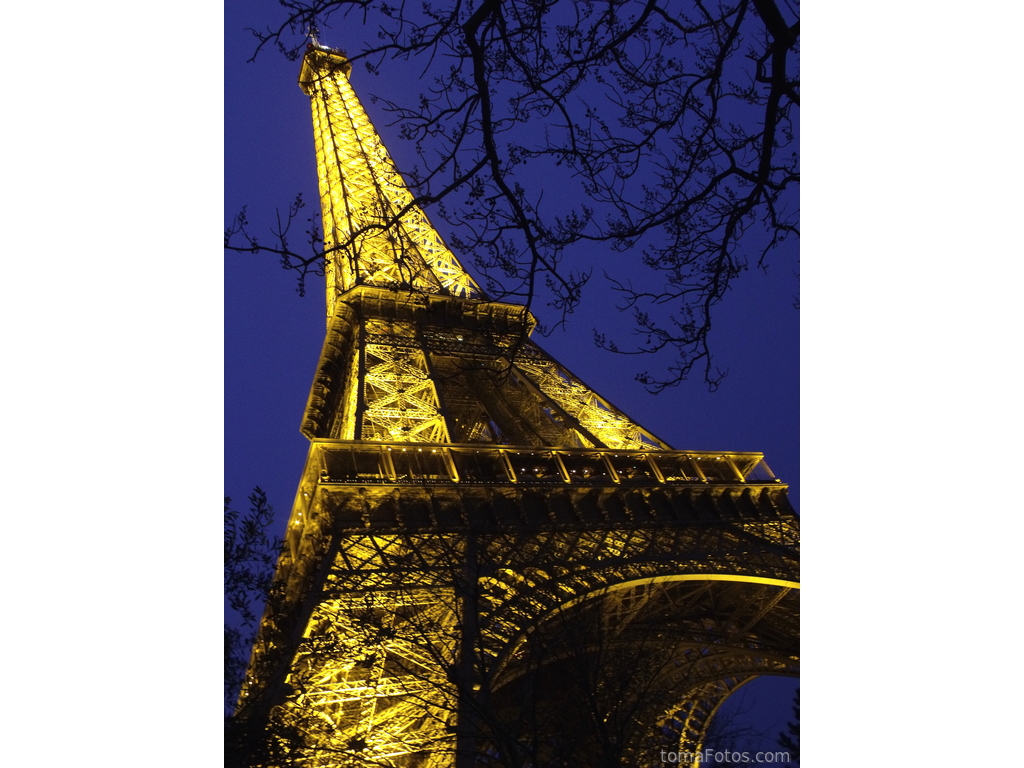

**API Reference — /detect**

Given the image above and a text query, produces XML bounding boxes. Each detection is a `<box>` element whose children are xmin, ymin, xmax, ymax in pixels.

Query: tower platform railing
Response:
<box><xmin>304</xmin><ymin>439</ymin><xmax>780</xmax><ymax>488</ymax></box>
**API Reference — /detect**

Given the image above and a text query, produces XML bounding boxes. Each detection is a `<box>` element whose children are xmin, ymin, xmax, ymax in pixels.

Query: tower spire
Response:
<box><xmin>300</xmin><ymin>46</ymin><xmax>483</xmax><ymax>318</ymax></box>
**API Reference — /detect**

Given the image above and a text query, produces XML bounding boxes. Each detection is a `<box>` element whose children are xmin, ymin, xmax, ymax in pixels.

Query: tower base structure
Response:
<box><xmin>236</xmin><ymin>439</ymin><xmax>799</xmax><ymax>767</ymax></box>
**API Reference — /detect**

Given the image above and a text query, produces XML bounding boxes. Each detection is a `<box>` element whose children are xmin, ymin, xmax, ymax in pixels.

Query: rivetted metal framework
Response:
<box><xmin>236</xmin><ymin>42</ymin><xmax>799</xmax><ymax>768</ymax></box>
<box><xmin>300</xmin><ymin>49</ymin><xmax>483</xmax><ymax>317</ymax></box>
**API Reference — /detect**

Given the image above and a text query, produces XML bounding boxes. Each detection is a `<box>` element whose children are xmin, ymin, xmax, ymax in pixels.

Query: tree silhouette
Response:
<box><xmin>225</xmin><ymin>489</ymin><xmax>282</xmax><ymax>714</ymax></box>
<box><xmin>777</xmin><ymin>687</ymin><xmax>799</xmax><ymax>765</ymax></box>
<box><xmin>225</xmin><ymin>0</ymin><xmax>799</xmax><ymax>390</ymax></box>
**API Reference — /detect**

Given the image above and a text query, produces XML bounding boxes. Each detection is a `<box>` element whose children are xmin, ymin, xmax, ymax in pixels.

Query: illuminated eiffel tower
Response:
<box><xmin>235</xmin><ymin>42</ymin><xmax>799</xmax><ymax>768</ymax></box>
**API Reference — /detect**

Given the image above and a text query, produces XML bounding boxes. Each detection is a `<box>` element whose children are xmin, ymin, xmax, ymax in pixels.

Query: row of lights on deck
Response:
<box><xmin>309</xmin><ymin>445</ymin><xmax>778</xmax><ymax>486</ymax></box>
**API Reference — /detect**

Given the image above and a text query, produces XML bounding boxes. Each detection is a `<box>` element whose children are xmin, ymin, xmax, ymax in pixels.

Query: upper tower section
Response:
<box><xmin>299</xmin><ymin>45</ymin><xmax>483</xmax><ymax>318</ymax></box>
<box><xmin>297</xmin><ymin>42</ymin><xmax>670</xmax><ymax>452</ymax></box>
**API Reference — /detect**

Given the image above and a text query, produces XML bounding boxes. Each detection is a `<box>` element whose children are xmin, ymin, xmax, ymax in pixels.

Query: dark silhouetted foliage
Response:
<box><xmin>226</xmin><ymin>0</ymin><xmax>799</xmax><ymax>390</ymax></box>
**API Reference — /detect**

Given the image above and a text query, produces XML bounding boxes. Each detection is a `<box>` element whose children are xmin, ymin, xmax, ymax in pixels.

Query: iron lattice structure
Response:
<box><xmin>236</xmin><ymin>44</ymin><xmax>799</xmax><ymax>768</ymax></box>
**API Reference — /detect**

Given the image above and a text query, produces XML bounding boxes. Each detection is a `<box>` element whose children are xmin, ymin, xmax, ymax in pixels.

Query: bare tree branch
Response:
<box><xmin>226</xmin><ymin>0</ymin><xmax>799</xmax><ymax>389</ymax></box>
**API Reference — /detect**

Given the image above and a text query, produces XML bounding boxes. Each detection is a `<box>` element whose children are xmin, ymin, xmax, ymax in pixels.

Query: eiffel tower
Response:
<box><xmin>234</xmin><ymin>42</ymin><xmax>799</xmax><ymax>768</ymax></box>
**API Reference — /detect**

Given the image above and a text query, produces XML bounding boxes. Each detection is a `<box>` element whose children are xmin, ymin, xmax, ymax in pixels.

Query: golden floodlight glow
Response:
<box><xmin>300</xmin><ymin>47</ymin><xmax>483</xmax><ymax>314</ymax></box>
<box><xmin>236</xmin><ymin>42</ymin><xmax>799</xmax><ymax>768</ymax></box>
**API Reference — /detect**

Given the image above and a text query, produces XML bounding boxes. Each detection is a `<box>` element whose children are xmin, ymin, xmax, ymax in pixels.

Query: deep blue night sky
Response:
<box><xmin>225</xmin><ymin>0</ymin><xmax>799</xmax><ymax>755</ymax></box>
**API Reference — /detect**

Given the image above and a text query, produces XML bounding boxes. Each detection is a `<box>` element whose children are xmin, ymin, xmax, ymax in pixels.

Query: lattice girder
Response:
<box><xmin>242</xmin><ymin>474</ymin><xmax>798</xmax><ymax>767</ymax></box>
<box><xmin>300</xmin><ymin>48</ymin><xmax>482</xmax><ymax>316</ymax></box>
<box><xmin>301</xmin><ymin>286</ymin><xmax>671</xmax><ymax>450</ymax></box>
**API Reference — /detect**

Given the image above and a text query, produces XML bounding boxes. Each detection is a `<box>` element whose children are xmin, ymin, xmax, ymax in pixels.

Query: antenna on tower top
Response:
<box><xmin>306</xmin><ymin>21</ymin><xmax>320</xmax><ymax>48</ymax></box>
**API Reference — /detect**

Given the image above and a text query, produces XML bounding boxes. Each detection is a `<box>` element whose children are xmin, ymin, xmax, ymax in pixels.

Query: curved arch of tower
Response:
<box><xmin>234</xmin><ymin>42</ymin><xmax>799</xmax><ymax>768</ymax></box>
